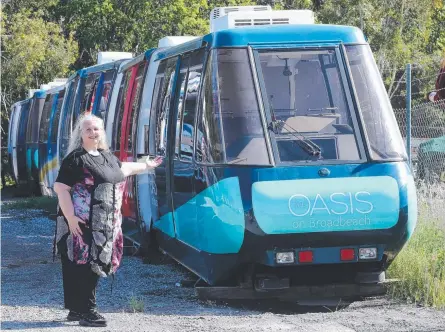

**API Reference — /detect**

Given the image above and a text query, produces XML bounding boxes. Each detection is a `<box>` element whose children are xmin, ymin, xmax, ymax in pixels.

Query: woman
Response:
<box><xmin>53</xmin><ymin>114</ymin><xmax>162</xmax><ymax>327</ymax></box>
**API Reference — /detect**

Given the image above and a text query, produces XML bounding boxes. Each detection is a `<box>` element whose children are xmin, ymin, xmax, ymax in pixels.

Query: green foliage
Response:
<box><xmin>128</xmin><ymin>294</ymin><xmax>144</xmax><ymax>313</ymax></box>
<box><xmin>1</xmin><ymin>8</ymin><xmax>78</xmax><ymax>142</ymax></box>
<box><xmin>2</xmin><ymin>0</ymin><xmax>444</xmax><ymax>140</ymax></box>
<box><xmin>388</xmin><ymin>204</ymin><xmax>445</xmax><ymax>309</ymax></box>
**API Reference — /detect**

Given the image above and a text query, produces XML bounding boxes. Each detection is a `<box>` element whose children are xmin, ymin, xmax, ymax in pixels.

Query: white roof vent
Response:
<box><xmin>211</xmin><ymin>5</ymin><xmax>271</xmax><ymax>19</ymax></box>
<box><xmin>158</xmin><ymin>36</ymin><xmax>199</xmax><ymax>48</ymax></box>
<box><xmin>97</xmin><ymin>52</ymin><xmax>133</xmax><ymax>65</ymax></box>
<box><xmin>210</xmin><ymin>9</ymin><xmax>315</xmax><ymax>32</ymax></box>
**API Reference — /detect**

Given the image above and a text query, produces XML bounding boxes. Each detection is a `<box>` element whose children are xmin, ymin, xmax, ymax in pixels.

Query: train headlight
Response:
<box><xmin>359</xmin><ymin>248</ymin><xmax>377</xmax><ymax>260</ymax></box>
<box><xmin>275</xmin><ymin>252</ymin><xmax>295</xmax><ymax>264</ymax></box>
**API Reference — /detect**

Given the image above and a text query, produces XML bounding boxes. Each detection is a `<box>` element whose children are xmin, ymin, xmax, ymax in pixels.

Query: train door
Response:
<box><xmin>171</xmin><ymin>49</ymin><xmax>206</xmax><ymax>246</ymax></box>
<box><xmin>11</xmin><ymin>104</ymin><xmax>22</xmax><ymax>183</ymax></box>
<box><xmin>105</xmin><ymin>61</ymin><xmax>129</xmax><ymax>143</ymax></box>
<box><xmin>17</xmin><ymin>101</ymin><xmax>30</xmax><ymax>186</ymax></box>
<box><xmin>48</xmin><ymin>89</ymin><xmax>65</xmax><ymax>190</ymax></box>
<box><xmin>150</xmin><ymin>56</ymin><xmax>179</xmax><ymax>237</ymax></box>
<box><xmin>8</xmin><ymin>105</ymin><xmax>17</xmax><ymax>176</ymax></box>
<box><xmin>112</xmin><ymin>70</ymin><xmax>133</xmax><ymax>157</ymax></box>
<box><xmin>38</xmin><ymin>93</ymin><xmax>55</xmax><ymax>195</ymax></box>
<box><xmin>92</xmin><ymin>70</ymin><xmax>115</xmax><ymax>120</ymax></box>
<box><xmin>59</xmin><ymin>77</ymin><xmax>79</xmax><ymax>160</ymax></box>
<box><xmin>76</xmin><ymin>72</ymin><xmax>100</xmax><ymax>121</ymax></box>
<box><xmin>120</xmin><ymin>62</ymin><xmax>147</xmax><ymax>221</ymax></box>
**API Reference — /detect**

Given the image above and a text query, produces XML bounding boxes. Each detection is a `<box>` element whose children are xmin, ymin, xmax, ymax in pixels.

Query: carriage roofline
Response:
<box><xmin>78</xmin><ymin>58</ymin><xmax>129</xmax><ymax>77</ymax></box>
<box><xmin>120</xmin><ymin>48</ymin><xmax>156</xmax><ymax>72</ymax></box>
<box><xmin>155</xmin><ymin>24</ymin><xmax>366</xmax><ymax>61</ymax></box>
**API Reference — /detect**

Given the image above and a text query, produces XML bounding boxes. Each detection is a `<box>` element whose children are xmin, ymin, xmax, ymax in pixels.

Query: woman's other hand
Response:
<box><xmin>66</xmin><ymin>215</ymin><xmax>86</xmax><ymax>237</ymax></box>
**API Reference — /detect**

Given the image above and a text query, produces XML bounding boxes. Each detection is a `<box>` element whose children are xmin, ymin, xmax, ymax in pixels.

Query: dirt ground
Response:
<box><xmin>1</xmin><ymin>206</ymin><xmax>445</xmax><ymax>332</ymax></box>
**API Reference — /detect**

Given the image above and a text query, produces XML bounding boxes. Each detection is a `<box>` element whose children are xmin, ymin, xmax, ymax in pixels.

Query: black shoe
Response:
<box><xmin>67</xmin><ymin>310</ymin><xmax>82</xmax><ymax>321</ymax></box>
<box><xmin>79</xmin><ymin>310</ymin><xmax>107</xmax><ymax>327</ymax></box>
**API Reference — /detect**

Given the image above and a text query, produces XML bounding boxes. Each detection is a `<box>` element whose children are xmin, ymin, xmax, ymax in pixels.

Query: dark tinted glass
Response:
<box><xmin>51</xmin><ymin>89</ymin><xmax>65</xmax><ymax>143</ymax></box>
<box><xmin>39</xmin><ymin>94</ymin><xmax>53</xmax><ymax>142</ymax></box>
<box><xmin>180</xmin><ymin>49</ymin><xmax>205</xmax><ymax>161</ymax></box>
<box><xmin>114</xmin><ymin>70</ymin><xmax>132</xmax><ymax>151</ymax></box>
<box><xmin>127</xmin><ymin>62</ymin><xmax>146</xmax><ymax>152</ymax></box>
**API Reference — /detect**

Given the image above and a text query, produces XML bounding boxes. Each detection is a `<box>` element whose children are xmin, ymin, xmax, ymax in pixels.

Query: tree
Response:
<box><xmin>1</xmin><ymin>9</ymin><xmax>78</xmax><ymax>143</ymax></box>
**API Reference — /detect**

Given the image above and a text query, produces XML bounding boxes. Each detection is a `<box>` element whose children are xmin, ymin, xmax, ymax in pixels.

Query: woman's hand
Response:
<box><xmin>146</xmin><ymin>156</ymin><xmax>164</xmax><ymax>169</ymax></box>
<box><xmin>121</xmin><ymin>156</ymin><xmax>164</xmax><ymax>177</ymax></box>
<box><xmin>66</xmin><ymin>215</ymin><xmax>86</xmax><ymax>237</ymax></box>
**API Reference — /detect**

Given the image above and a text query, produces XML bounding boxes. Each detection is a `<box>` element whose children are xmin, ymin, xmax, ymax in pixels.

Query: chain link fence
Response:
<box><xmin>394</xmin><ymin>99</ymin><xmax>445</xmax><ymax>228</ymax></box>
<box><xmin>394</xmin><ymin>99</ymin><xmax>445</xmax><ymax>183</ymax></box>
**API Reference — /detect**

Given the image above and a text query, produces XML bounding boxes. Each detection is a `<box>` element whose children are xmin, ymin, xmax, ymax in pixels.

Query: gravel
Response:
<box><xmin>2</xmin><ymin>207</ymin><xmax>445</xmax><ymax>332</ymax></box>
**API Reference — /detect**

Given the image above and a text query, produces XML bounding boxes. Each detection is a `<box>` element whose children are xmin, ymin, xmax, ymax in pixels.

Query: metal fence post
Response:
<box><xmin>406</xmin><ymin>64</ymin><xmax>412</xmax><ymax>168</ymax></box>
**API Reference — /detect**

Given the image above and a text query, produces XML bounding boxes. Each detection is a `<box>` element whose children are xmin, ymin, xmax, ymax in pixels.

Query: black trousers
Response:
<box><xmin>61</xmin><ymin>256</ymin><xmax>100</xmax><ymax>313</ymax></box>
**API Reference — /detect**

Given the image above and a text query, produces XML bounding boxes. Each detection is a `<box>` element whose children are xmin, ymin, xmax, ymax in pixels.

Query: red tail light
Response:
<box><xmin>298</xmin><ymin>250</ymin><xmax>313</xmax><ymax>263</ymax></box>
<box><xmin>341</xmin><ymin>248</ymin><xmax>355</xmax><ymax>261</ymax></box>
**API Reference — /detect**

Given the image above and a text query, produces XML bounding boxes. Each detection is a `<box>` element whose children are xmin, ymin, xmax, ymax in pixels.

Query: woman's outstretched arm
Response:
<box><xmin>120</xmin><ymin>156</ymin><xmax>163</xmax><ymax>177</ymax></box>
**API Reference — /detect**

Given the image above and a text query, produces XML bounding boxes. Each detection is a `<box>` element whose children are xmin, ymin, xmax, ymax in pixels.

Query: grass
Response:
<box><xmin>1</xmin><ymin>195</ymin><xmax>58</xmax><ymax>214</ymax></box>
<box><xmin>128</xmin><ymin>295</ymin><xmax>145</xmax><ymax>313</ymax></box>
<box><xmin>387</xmin><ymin>183</ymin><xmax>445</xmax><ymax>309</ymax></box>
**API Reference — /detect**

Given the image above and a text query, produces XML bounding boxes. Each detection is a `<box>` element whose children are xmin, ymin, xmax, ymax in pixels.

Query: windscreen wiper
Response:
<box><xmin>269</xmin><ymin>119</ymin><xmax>322</xmax><ymax>157</ymax></box>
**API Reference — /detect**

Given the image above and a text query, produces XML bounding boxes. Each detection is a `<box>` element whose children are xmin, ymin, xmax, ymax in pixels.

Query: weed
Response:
<box><xmin>128</xmin><ymin>295</ymin><xmax>144</xmax><ymax>313</ymax></box>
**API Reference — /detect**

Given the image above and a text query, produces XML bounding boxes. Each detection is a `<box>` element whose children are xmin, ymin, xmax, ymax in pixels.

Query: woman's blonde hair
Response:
<box><xmin>66</xmin><ymin>113</ymin><xmax>109</xmax><ymax>156</ymax></box>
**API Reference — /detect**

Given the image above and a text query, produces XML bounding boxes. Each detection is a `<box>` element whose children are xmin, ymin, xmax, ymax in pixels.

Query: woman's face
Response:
<box><xmin>81</xmin><ymin>119</ymin><xmax>102</xmax><ymax>148</ymax></box>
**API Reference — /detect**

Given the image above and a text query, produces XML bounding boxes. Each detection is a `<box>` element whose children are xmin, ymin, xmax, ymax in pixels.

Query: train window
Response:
<box><xmin>127</xmin><ymin>62</ymin><xmax>146</xmax><ymax>152</ymax></box>
<box><xmin>51</xmin><ymin>90</ymin><xmax>65</xmax><ymax>143</ymax></box>
<box><xmin>258</xmin><ymin>48</ymin><xmax>361</xmax><ymax>163</ymax></box>
<box><xmin>180</xmin><ymin>49</ymin><xmax>205</xmax><ymax>161</ymax></box>
<box><xmin>97</xmin><ymin>70</ymin><xmax>115</xmax><ymax>119</ymax></box>
<box><xmin>25</xmin><ymin>100</ymin><xmax>33</xmax><ymax>143</ymax></box>
<box><xmin>39</xmin><ymin>94</ymin><xmax>53</xmax><ymax>142</ymax></box>
<box><xmin>173</xmin><ymin>55</ymin><xmax>190</xmax><ymax>159</ymax></box>
<box><xmin>197</xmin><ymin>49</ymin><xmax>269</xmax><ymax>165</ymax></box>
<box><xmin>114</xmin><ymin>70</ymin><xmax>132</xmax><ymax>151</ymax></box>
<box><xmin>345</xmin><ymin>45</ymin><xmax>407</xmax><ymax>160</ymax></box>
<box><xmin>31</xmin><ymin>97</ymin><xmax>45</xmax><ymax>144</ymax></box>
<box><xmin>59</xmin><ymin>78</ymin><xmax>78</xmax><ymax>158</ymax></box>
<box><xmin>148</xmin><ymin>68</ymin><xmax>165</xmax><ymax>155</ymax></box>
<box><xmin>80</xmin><ymin>73</ymin><xmax>100</xmax><ymax>114</ymax></box>
<box><xmin>150</xmin><ymin>57</ymin><xmax>178</xmax><ymax>157</ymax></box>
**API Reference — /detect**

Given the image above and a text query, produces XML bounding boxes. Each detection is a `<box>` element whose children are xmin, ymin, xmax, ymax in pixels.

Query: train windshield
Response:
<box><xmin>258</xmin><ymin>49</ymin><xmax>362</xmax><ymax>163</ymax></box>
<box><xmin>345</xmin><ymin>45</ymin><xmax>407</xmax><ymax>160</ymax></box>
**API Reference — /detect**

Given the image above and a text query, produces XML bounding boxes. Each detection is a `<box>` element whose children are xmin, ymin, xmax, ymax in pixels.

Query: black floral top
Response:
<box><xmin>55</xmin><ymin>148</ymin><xmax>126</xmax><ymax>277</ymax></box>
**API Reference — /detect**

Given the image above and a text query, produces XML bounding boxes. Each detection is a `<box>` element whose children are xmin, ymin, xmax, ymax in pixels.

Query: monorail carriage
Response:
<box><xmin>8</xmin><ymin>7</ymin><xmax>417</xmax><ymax>297</ymax></box>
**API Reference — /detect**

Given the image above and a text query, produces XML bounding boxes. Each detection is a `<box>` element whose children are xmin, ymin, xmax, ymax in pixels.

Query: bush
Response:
<box><xmin>388</xmin><ymin>184</ymin><xmax>445</xmax><ymax>309</ymax></box>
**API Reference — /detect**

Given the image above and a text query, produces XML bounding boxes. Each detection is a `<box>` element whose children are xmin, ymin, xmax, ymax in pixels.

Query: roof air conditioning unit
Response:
<box><xmin>210</xmin><ymin>6</ymin><xmax>272</xmax><ymax>32</ymax></box>
<box><xmin>210</xmin><ymin>8</ymin><xmax>315</xmax><ymax>32</ymax></box>
<box><xmin>158</xmin><ymin>36</ymin><xmax>199</xmax><ymax>48</ymax></box>
<box><xmin>97</xmin><ymin>52</ymin><xmax>133</xmax><ymax>65</ymax></box>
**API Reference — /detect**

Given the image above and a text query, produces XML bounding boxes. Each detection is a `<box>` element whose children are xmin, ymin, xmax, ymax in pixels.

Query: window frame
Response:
<box><xmin>149</xmin><ymin>56</ymin><xmax>179</xmax><ymax>157</ymax></box>
<box><xmin>113</xmin><ymin>69</ymin><xmax>132</xmax><ymax>151</ymax></box>
<box><xmin>193</xmin><ymin>47</ymin><xmax>273</xmax><ymax>167</ymax></box>
<box><xmin>341</xmin><ymin>43</ymin><xmax>407</xmax><ymax>162</ymax></box>
<box><xmin>177</xmin><ymin>53</ymin><xmax>206</xmax><ymax>163</ymax></box>
<box><xmin>39</xmin><ymin>94</ymin><xmax>54</xmax><ymax>143</ymax></box>
<box><xmin>50</xmin><ymin>89</ymin><xmax>65</xmax><ymax>143</ymax></box>
<box><xmin>253</xmin><ymin>45</ymin><xmax>368</xmax><ymax>166</ymax></box>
